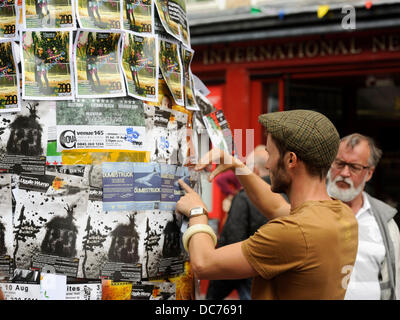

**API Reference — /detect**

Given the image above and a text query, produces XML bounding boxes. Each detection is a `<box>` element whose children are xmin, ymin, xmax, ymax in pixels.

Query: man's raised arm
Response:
<box><xmin>194</xmin><ymin>148</ymin><xmax>289</xmax><ymax>220</ymax></box>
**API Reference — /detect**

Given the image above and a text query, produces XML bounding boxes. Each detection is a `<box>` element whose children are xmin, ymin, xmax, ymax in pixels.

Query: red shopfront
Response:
<box><xmin>192</xmin><ymin>28</ymin><xmax>400</xmax><ymax>225</ymax></box>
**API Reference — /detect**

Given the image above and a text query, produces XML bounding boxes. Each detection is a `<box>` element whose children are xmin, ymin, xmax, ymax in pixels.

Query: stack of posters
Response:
<box><xmin>0</xmin><ymin>0</ymin><xmax>221</xmax><ymax>301</ymax></box>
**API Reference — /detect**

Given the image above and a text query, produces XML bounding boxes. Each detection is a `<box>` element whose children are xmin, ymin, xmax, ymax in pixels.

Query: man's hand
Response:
<box><xmin>176</xmin><ymin>179</ymin><xmax>207</xmax><ymax>217</ymax></box>
<box><xmin>194</xmin><ymin>148</ymin><xmax>250</xmax><ymax>182</ymax></box>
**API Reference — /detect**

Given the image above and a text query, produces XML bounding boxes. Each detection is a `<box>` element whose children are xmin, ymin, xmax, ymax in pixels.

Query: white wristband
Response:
<box><xmin>182</xmin><ymin>224</ymin><xmax>217</xmax><ymax>253</ymax></box>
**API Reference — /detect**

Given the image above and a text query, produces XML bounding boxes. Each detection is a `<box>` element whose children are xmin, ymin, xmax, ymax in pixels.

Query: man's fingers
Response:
<box><xmin>178</xmin><ymin>179</ymin><xmax>194</xmax><ymax>193</ymax></box>
<box><xmin>195</xmin><ymin>148</ymin><xmax>224</xmax><ymax>170</ymax></box>
<box><xmin>208</xmin><ymin>164</ymin><xmax>230</xmax><ymax>182</ymax></box>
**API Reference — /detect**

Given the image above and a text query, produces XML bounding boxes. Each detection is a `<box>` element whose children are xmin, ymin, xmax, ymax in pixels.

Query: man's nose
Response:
<box><xmin>340</xmin><ymin>164</ymin><xmax>352</xmax><ymax>177</ymax></box>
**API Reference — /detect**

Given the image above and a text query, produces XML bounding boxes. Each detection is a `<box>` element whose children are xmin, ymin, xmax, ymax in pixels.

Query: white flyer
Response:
<box><xmin>56</xmin><ymin>125</ymin><xmax>148</xmax><ymax>152</ymax></box>
<box><xmin>0</xmin><ymin>283</ymin><xmax>40</xmax><ymax>300</ymax></box>
<box><xmin>65</xmin><ymin>283</ymin><xmax>102</xmax><ymax>300</ymax></box>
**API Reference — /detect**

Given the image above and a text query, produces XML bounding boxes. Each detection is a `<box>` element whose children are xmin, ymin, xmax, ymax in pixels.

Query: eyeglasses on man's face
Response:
<box><xmin>332</xmin><ymin>159</ymin><xmax>370</xmax><ymax>174</ymax></box>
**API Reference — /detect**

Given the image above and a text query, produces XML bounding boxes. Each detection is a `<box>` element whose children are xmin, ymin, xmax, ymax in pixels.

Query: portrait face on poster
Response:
<box><xmin>21</xmin><ymin>30</ymin><xmax>73</xmax><ymax>100</ymax></box>
<box><xmin>74</xmin><ymin>30</ymin><xmax>126</xmax><ymax>98</ymax></box>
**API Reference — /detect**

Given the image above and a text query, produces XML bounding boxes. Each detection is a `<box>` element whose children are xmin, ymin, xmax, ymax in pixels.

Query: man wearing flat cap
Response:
<box><xmin>177</xmin><ymin>110</ymin><xmax>359</xmax><ymax>300</ymax></box>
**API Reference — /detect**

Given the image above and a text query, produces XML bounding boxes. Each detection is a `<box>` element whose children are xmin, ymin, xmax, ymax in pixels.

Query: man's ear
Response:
<box><xmin>288</xmin><ymin>152</ymin><xmax>297</xmax><ymax>168</ymax></box>
<box><xmin>365</xmin><ymin>167</ymin><xmax>375</xmax><ymax>182</ymax></box>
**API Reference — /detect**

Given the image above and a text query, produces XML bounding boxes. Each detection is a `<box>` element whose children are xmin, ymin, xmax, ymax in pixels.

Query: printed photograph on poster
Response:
<box><xmin>0</xmin><ymin>174</ymin><xmax>12</xmax><ymax>263</ymax></box>
<box><xmin>12</xmin><ymin>172</ymin><xmax>89</xmax><ymax>277</ymax></box>
<box><xmin>122</xmin><ymin>0</ymin><xmax>153</xmax><ymax>34</ymax></box>
<box><xmin>121</xmin><ymin>31</ymin><xmax>159</xmax><ymax>102</ymax></box>
<box><xmin>0</xmin><ymin>40</ymin><xmax>20</xmax><ymax>112</ymax></box>
<box><xmin>159</xmin><ymin>37</ymin><xmax>184</xmax><ymax>106</ymax></box>
<box><xmin>0</xmin><ymin>0</ymin><xmax>17</xmax><ymax>39</ymax></box>
<box><xmin>20</xmin><ymin>30</ymin><xmax>74</xmax><ymax>100</ymax></box>
<box><xmin>0</xmin><ymin>101</ymin><xmax>56</xmax><ymax>175</ymax></box>
<box><xmin>23</xmin><ymin>0</ymin><xmax>76</xmax><ymax>30</ymax></box>
<box><xmin>76</xmin><ymin>0</ymin><xmax>122</xmax><ymax>30</ymax></box>
<box><xmin>181</xmin><ymin>46</ymin><xmax>199</xmax><ymax>111</ymax></box>
<box><xmin>74</xmin><ymin>30</ymin><xmax>126</xmax><ymax>98</ymax></box>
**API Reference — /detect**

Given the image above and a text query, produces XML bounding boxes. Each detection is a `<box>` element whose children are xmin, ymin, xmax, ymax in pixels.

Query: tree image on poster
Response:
<box><xmin>81</xmin><ymin>215</ymin><xmax>108</xmax><ymax>278</ymax></box>
<box><xmin>13</xmin><ymin>205</ymin><xmax>41</xmax><ymax>268</ymax></box>
<box><xmin>144</xmin><ymin>217</ymin><xmax>161</xmax><ymax>278</ymax></box>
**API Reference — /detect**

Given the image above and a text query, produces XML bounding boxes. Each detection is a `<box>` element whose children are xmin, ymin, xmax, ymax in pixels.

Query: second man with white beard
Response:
<box><xmin>327</xmin><ymin>133</ymin><xmax>400</xmax><ymax>300</ymax></box>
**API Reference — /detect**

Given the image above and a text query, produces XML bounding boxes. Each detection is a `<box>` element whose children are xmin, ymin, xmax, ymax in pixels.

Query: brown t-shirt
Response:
<box><xmin>241</xmin><ymin>200</ymin><xmax>358</xmax><ymax>300</ymax></box>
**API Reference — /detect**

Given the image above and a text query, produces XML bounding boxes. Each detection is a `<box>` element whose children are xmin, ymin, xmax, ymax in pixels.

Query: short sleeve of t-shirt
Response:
<box><xmin>241</xmin><ymin>217</ymin><xmax>308</xmax><ymax>280</ymax></box>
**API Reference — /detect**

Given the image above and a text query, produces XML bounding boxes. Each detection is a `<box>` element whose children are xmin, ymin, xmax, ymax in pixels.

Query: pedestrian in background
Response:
<box><xmin>327</xmin><ymin>133</ymin><xmax>400</xmax><ymax>300</ymax></box>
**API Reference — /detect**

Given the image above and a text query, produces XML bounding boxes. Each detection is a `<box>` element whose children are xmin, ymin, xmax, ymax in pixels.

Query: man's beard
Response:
<box><xmin>327</xmin><ymin>170</ymin><xmax>366</xmax><ymax>203</ymax></box>
<box><xmin>270</xmin><ymin>159</ymin><xmax>291</xmax><ymax>194</ymax></box>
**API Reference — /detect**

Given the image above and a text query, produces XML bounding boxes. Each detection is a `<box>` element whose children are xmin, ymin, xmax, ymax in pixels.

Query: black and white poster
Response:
<box><xmin>135</xmin><ymin>210</ymin><xmax>184</xmax><ymax>279</ymax></box>
<box><xmin>0</xmin><ymin>101</ymin><xmax>56</xmax><ymax>175</ymax></box>
<box><xmin>12</xmin><ymin>172</ymin><xmax>89</xmax><ymax>277</ymax></box>
<box><xmin>0</xmin><ymin>173</ymin><xmax>12</xmax><ymax>279</ymax></box>
<box><xmin>79</xmin><ymin>205</ymin><xmax>142</xmax><ymax>282</ymax></box>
